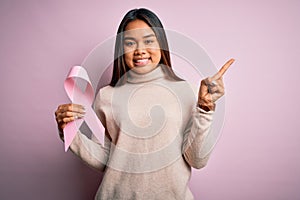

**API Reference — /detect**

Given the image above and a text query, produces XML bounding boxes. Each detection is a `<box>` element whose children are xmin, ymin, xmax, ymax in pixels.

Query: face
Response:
<box><xmin>123</xmin><ymin>19</ymin><xmax>161</xmax><ymax>74</ymax></box>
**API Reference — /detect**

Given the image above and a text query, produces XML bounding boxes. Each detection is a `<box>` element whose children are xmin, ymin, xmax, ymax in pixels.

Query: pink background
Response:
<box><xmin>1</xmin><ymin>0</ymin><xmax>299</xmax><ymax>199</ymax></box>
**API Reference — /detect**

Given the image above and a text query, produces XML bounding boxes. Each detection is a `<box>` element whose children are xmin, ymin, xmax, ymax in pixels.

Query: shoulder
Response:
<box><xmin>94</xmin><ymin>85</ymin><xmax>114</xmax><ymax>107</ymax></box>
<box><xmin>98</xmin><ymin>85</ymin><xmax>114</xmax><ymax>95</ymax></box>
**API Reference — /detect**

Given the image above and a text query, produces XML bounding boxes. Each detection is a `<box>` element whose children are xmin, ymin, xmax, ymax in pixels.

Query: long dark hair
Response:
<box><xmin>109</xmin><ymin>8</ymin><xmax>183</xmax><ymax>87</ymax></box>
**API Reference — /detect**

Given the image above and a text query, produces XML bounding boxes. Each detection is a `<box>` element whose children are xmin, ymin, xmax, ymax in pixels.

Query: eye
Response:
<box><xmin>144</xmin><ymin>39</ymin><xmax>154</xmax><ymax>45</ymax></box>
<box><xmin>124</xmin><ymin>41</ymin><xmax>136</xmax><ymax>47</ymax></box>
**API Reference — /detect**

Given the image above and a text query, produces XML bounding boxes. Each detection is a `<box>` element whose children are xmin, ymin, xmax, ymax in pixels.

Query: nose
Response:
<box><xmin>134</xmin><ymin>42</ymin><xmax>146</xmax><ymax>55</ymax></box>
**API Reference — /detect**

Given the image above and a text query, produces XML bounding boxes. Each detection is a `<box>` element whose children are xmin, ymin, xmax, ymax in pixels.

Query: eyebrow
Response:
<box><xmin>124</xmin><ymin>34</ymin><xmax>156</xmax><ymax>40</ymax></box>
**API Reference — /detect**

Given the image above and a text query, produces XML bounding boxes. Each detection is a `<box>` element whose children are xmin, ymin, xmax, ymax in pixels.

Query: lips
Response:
<box><xmin>134</xmin><ymin>58</ymin><xmax>150</xmax><ymax>67</ymax></box>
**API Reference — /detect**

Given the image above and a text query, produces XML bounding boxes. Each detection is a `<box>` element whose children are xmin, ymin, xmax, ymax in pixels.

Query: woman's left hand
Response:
<box><xmin>198</xmin><ymin>58</ymin><xmax>235</xmax><ymax>111</ymax></box>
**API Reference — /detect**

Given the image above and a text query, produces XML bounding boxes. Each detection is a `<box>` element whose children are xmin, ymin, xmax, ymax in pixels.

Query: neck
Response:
<box><xmin>127</xmin><ymin>65</ymin><xmax>165</xmax><ymax>84</ymax></box>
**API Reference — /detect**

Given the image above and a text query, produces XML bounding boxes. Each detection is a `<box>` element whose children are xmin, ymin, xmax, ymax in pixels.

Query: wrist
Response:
<box><xmin>58</xmin><ymin>129</ymin><xmax>65</xmax><ymax>142</ymax></box>
<box><xmin>198</xmin><ymin>102</ymin><xmax>215</xmax><ymax>112</ymax></box>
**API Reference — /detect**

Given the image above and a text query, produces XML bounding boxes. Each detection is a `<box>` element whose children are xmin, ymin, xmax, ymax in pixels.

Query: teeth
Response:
<box><xmin>136</xmin><ymin>59</ymin><xmax>148</xmax><ymax>62</ymax></box>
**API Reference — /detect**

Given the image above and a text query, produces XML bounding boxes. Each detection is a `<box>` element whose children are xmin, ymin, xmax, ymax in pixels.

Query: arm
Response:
<box><xmin>69</xmin><ymin>89</ymin><xmax>111</xmax><ymax>172</ymax></box>
<box><xmin>56</xmin><ymin>88</ymin><xmax>111</xmax><ymax>172</ymax></box>
<box><xmin>182</xmin><ymin>106</ymin><xmax>214</xmax><ymax>169</ymax></box>
<box><xmin>69</xmin><ymin>130</ymin><xmax>110</xmax><ymax>172</ymax></box>
<box><xmin>183</xmin><ymin>58</ymin><xmax>234</xmax><ymax>169</ymax></box>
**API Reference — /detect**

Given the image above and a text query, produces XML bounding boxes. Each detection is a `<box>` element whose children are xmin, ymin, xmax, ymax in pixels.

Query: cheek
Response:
<box><xmin>124</xmin><ymin>52</ymin><xmax>133</xmax><ymax>66</ymax></box>
<box><xmin>151</xmin><ymin>49</ymin><xmax>161</xmax><ymax>62</ymax></box>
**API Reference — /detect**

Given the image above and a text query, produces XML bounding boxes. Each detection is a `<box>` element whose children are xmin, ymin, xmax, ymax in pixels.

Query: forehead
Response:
<box><xmin>124</xmin><ymin>19</ymin><xmax>155</xmax><ymax>38</ymax></box>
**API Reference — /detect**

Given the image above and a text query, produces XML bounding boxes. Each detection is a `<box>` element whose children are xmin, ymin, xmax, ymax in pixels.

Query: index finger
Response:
<box><xmin>57</xmin><ymin>103</ymin><xmax>85</xmax><ymax>113</ymax></box>
<box><xmin>212</xmin><ymin>58</ymin><xmax>235</xmax><ymax>80</ymax></box>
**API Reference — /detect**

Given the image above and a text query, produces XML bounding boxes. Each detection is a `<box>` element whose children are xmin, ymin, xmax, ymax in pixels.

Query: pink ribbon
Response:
<box><xmin>63</xmin><ymin>66</ymin><xmax>104</xmax><ymax>152</ymax></box>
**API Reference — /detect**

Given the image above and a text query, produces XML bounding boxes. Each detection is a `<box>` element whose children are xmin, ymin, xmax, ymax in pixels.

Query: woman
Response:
<box><xmin>55</xmin><ymin>8</ymin><xmax>234</xmax><ymax>200</ymax></box>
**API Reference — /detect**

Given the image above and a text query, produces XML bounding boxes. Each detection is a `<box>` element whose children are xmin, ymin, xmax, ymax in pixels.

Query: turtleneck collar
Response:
<box><xmin>127</xmin><ymin>65</ymin><xmax>165</xmax><ymax>84</ymax></box>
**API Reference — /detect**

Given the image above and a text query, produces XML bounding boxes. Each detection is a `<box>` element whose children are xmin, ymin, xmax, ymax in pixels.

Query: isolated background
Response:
<box><xmin>1</xmin><ymin>0</ymin><xmax>299</xmax><ymax>199</ymax></box>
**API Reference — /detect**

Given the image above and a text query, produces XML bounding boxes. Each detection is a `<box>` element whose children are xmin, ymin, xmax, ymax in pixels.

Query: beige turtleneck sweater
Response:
<box><xmin>69</xmin><ymin>65</ymin><xmax>214</xmax><ymax>200</ymax></box>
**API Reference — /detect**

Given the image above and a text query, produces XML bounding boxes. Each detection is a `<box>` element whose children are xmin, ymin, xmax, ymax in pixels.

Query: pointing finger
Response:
<box><xmin>212</xmin><ymin>58</ymin><xmax>235</xmax><ymax>80</ymax></box>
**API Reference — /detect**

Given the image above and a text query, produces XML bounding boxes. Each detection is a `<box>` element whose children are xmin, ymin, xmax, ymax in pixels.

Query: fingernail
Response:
<box><xmin>80</xmin><ymin>106</ymin><xmax>86</xmax><ymax>112</ymax></box>
<box><xmin>78</xmin><ymin>114</ymin><xmax>85</xmax><ymax>118</ymax></box>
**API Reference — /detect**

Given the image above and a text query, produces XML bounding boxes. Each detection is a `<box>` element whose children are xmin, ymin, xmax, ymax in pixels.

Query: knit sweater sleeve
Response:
<box><xmin>182</xmin><ymin>106</ymin><xmax>214</xmax><ymax>169</ymax></box>
<box><xmin>68</xmin><ymin>89</ymin><xmax>110</xmax><ymax>172</ymax></box>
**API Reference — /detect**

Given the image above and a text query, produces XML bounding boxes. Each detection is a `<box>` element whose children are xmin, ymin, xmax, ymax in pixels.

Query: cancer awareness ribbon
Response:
<box><xmin>63</xmin><ymin>66</ymin><xmax>104</xmax><ymax>152</ymax></box>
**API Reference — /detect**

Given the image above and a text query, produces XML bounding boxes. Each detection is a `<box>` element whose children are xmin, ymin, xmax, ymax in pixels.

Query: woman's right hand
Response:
<box><xmin>55</xmin><ymin>103</ymin><xmax>86</xmax><ymax>138</ymax></box>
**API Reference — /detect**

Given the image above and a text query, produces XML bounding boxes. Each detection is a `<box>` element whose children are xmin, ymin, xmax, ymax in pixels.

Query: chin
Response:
<box><xmin>132</xmin><ymin>64</ymin><xmax>158</xmax><ymax>74</ymax></box>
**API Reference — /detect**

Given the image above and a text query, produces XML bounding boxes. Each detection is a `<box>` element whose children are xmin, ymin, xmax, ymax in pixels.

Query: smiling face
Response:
<box><xmin>123</xmin><ymin>19</ymin><xmax>162</xmax><ymax>74</ymax></box>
